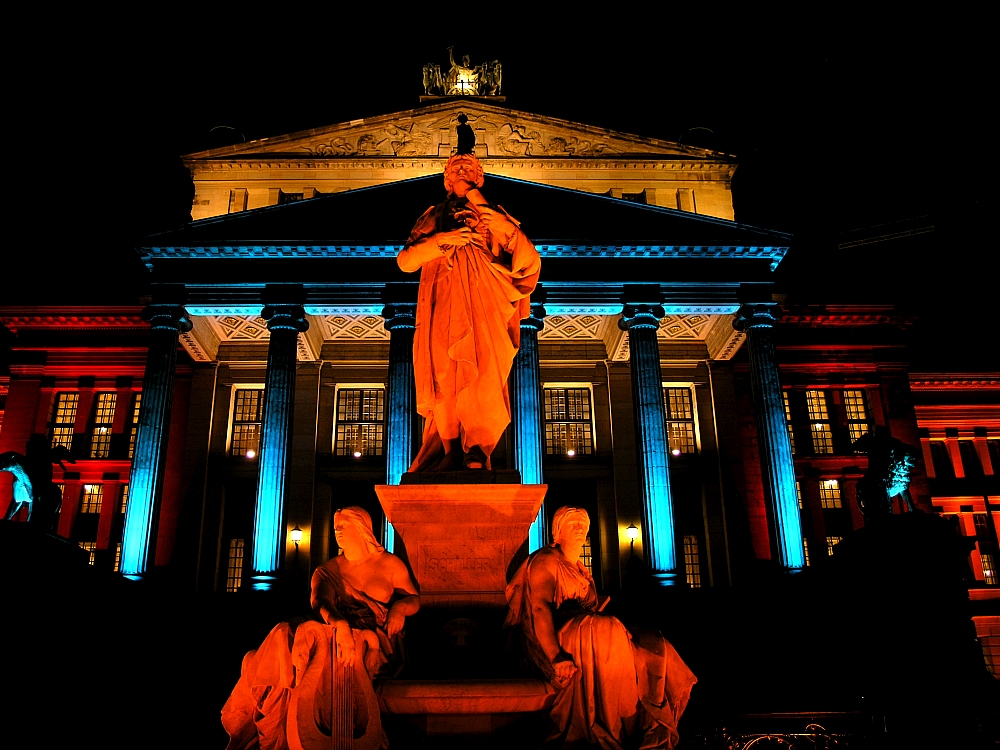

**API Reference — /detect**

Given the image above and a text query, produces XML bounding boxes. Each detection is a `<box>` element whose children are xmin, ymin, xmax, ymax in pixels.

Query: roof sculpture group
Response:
<box><xmin>422</xmin><ymin>47</ymin><xmax>502</xmax><ymax>97</ymax></box>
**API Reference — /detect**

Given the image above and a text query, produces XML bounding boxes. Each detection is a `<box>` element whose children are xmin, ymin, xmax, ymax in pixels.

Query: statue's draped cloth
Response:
<box><xmin>506</xmin><ymin>548</ymin><xmax>697</xmax><ymax>749</ymax></box>
<box><xmin>405</xmin><ymin>198</ymin><xmax>541</xmax><ymax>470</ymax></box>
<box><xmin>221</xmin><ymin>572</ymin><xmax>400</xmax><ymax>750</ymax></box>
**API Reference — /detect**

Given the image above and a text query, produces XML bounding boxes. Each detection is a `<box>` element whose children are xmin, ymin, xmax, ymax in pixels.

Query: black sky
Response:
<box><xmin>7</xmin><ymin>16</ymin><xmax>994</xmax><ymax>365</ymax></box>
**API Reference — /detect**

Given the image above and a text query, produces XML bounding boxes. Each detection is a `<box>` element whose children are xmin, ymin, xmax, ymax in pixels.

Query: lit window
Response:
<box><xmin>796</xmin><ymin>480</ymin><xmax>803</xmax><ymax>509</ymax></box>
<box><xmin>581</xmin><ymin>535</ymin><xmax>593</xmax><ymax>575</ymax></box>
<box><xmin>843</xmin><ymin>389</ymin><xmax>870</xmax><ymax>445</ymax></box>
<box><xmin>119</xmin><ymin>484</ymin><xmax>129</xmax><ymax>514</ymax></box>
<box><xmin>128</xmin><ymin>393</ymin><xmax>142</xmax><ymax>459</ymax></box>
<box><xmin>663</xmin><ymin>387</ymin><xmax>697</xmax><ymax>454</ymax></box>
<box><xmin>49</xmin><ymin>392</ymin><xmax>79</xmax><ymax>450</ymax></box>
<box><xmin>819</xmin><ymin>479</ymin><xmax>842</xmax><ymax>509</ymax></box>
<box><xmin>80</xmin><ymin>485</ymin><xmax>103</xmax><ymax>514</ymax></box>
<box><xmin>683</xmin><ymin>535</ymin><xmax>701</xmax><ymax>587</ymax></box>
<box><xmin>226</xmin><ymin>539</ymin><xmax>245</xmax><ymax>592</ymax></box>
<box><xmin>544</xmin><ymin>387</ymin><xmax>594</xmax><ymax>456</ymax></box>
<box><xmin>803</xmin><ymin>538</ymin><xmax>811</xmax><ymax>567</ymax></box>
<box><xmin>982</xmin><ymin>554</ymin><xmax>998</xmax><ymax>587</ymax></box>
<box><xmin>783</xmin><ymin>391</ymin><xmax>796</xmax><ymax>455</ymax></box>
<box><xmin>230</xmin><ymin>388</ymin><xmax>264</xmax><ymax>457</ymax></box>
<box><xmin>89</xmin><ymin>392</ymin><xmax>117</xmax><ymax>458</ymax></box>
<box><xmin>78</xmin><ymin>541</ymin><xmax>96</xmax><ymax>565</ymax></box>
<box><xmin>335</xmin><ymin>388</ymin><xmax>385</xmax><ymax>457</ymax></box>
<box><xmin>806</xmin><ymin>390</ymin><xmax>834</xmax><ymax>454</ymax></box>
<box><xmin>826</xmin><ymin>535</ymin><xmax>843</xmax><ymax>556</ymax></box>
<box><xmin>114</xmin><ymin>542</ymin><xmax>122</xmax><ymax>572</ymax></box>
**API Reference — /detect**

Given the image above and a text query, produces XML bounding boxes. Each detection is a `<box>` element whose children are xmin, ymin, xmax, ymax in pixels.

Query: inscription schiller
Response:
<box><xmin>418</xmin><ymin>541</ymin><xmax>505</xmax><ymax>590</ymax></box>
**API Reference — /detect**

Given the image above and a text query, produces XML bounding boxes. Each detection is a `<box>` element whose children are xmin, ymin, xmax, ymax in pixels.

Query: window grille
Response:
<box><xmin>819</xmin><ymin>479</ymin><xmax>842</xmax><ymax>509</ymax></box>
<box><xmin>89</xmin><ymin>392</ymin><xmax>117</xmax><ymax>458</ymax></box>
<box><xmin>114</xmin><ymin>542</ymin><xmax>122</xmax><ymax>572</ymax></box>
<box><xmin>49</xmin><ymin>392</ymin><xmax>79</xmax><ymax>450</ymax></box>
<box><xmin>581</xmin><ymin>535</ymin><xmax>593</xmax><ymax>575</ymax></box>
<box><xmin>683</xmin><ymin>535</ymin><xmax>701</xmax><ymax>587</ymax></box>
<box><xmin>982</xmin><ymin>553</ymin><xmax>998</xmax><ymax>587</ymax></box>
<box><xmin>796</xmin><ymin>481</ymin><xmax>803</xmax><ymax>509</ymax></box>
<box><xmin>226</xmin><ymin>539</ymin><xmax>245</xmax><ymax>592</ymax></box>
<box><xmin>78</xmin><ymin>541</ymin><xmax>96</xmax><ymax>566</ymax></box>
<box><xmin>335</xmin><ymin>388</ymin><xmax>385</xmax><ymax>456</ymax></box>
<box><xmin>803</xmin><ymin>538</ymin><xmax>811</xmax><ymax>567</ymax></box>
<box><xmin>79</xmin><ymin>485</ymin><xmax>103</xmax><ymax>514</ymax></box>
<box><xmin>663</xmin><ymin>387</ymin><xmax>697</xmax><ymax>454</ymax></box>
<box><xmin>806</xmin><ymin>390</ymin><xmax>834</xmax><ymax>454</ymax></box>
<box><xmin>843</xmin><ymin>389</ymin><xmax>870</xmax><ymax>445</ymax></box>
<box><xmin>128</xmin><ymin>393</ymin><xmax>142</xmax><ymax>459</ymax></box>
<box><xmin>119</xmin><ymin>484</ymin><xmax>129</xmax><ymax>514</ymax></box>
<box><xmin>544</xmin><ymin>387</ymin><xmax>593</xmax><ymax>456</ymax></box>
<box><xmin>783</xmin><ymin>391</ymin><xmax>796</xmax><ymax>455</ymax></box>
<box><xmin>230</xmin><ymin>388</ymin><xmax>264</xmax><ymax>457</ymax></box>
<box><xmin>826</xmin><ymin>536</ymin><xmax>843</xmax><ymax>556</ymax></box>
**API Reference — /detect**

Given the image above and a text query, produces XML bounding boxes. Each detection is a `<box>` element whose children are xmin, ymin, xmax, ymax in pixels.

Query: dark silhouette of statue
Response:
<box><xmin>853</xmin><ymin>432</ymin><xmax>919</xmax><ymax>524</ymax></box>
<box><xmin>1</xmin><ymin>435</ymin><xmax>74</xmax><ymax>532</ymax></box>
<box><xmin>455</xmin><ymin>113</ymin><xmax>476</xmax><ymax>155</ymax></box>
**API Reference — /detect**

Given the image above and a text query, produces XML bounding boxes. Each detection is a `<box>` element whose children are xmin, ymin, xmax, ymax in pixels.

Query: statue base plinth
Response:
<box><xmin>375</xmin><ymin>483</ymin><xmax>546</xmax><ymax>608</ymax></box>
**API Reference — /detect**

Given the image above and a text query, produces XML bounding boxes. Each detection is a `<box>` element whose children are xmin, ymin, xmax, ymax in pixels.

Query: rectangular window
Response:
<box><xmin>663</xmin><ymin>387</ymin><xmax>697</xmax><ymax>454</ymax></box>
<box><xmin>49</xmin><ymin>392</ymin><xmax>79</xmax><ymax>450</ymax></box>
<box><xmin>988</xmin><ymin>440</ymin><xmax>1000</xmax><ymax>474</ymax></box>
<box><xmin>796</xmin><ymin>481</ymin><xmax>803</xmax><ymax>509</ymax></box>
<box><xmin>226</xmin><ymin>539</ymin><xmax>245</xmax><ymax>593</ymax></box>
<box><xmin>335</xmin><ymin>388</ymin><xmax>385</xmax><ymax>457</ymax></box>
<box><xmin>806</xmin><ymin>390</ymin><xmax>834</xmax><ymax>454</ymax></box>
<box><xmin>974</xmin><ymin>513</ymin><xmax>996</xmax><ymax>545</ymax></box>
<box><xmin>89</xmin><ymin>392</ymin><xmax>117</xmax><ymax>458</ymax></box>
<box><xmin>683</xmin><ymin>535</ymin><xmax>701</xmax><ymax>587</ymax></box>
<box><xmin>843</xmin><ymin>389</ymin><xmax>870</xmax><ymax>445</ymax></box>
<box><xmin>783</xmin><ymin>391</ymin><xmax>796</xmax><ymax>455</ymax></box>
<box><xmin>929</xmin><ymin>442</ymin><xmax>954</xmax><ymax>479</ymax></box>
<box><xmin>621</xmin><ymin>191</ymin><xmax>646</xmax><ymax>204</ymax></box>
<box><xmin>114</xmin><ymin>542</ymin><xmax>122</xmax><ymax>572</ymax></box>
<box><xmin>544</xmin><ymin>387</ymin><xmax>594</xmax><ymax>456</ymax></box>
<box><xmin>803</xmin><ymin>538</ymin><xmax>811</xmax><ymax>567</ymax></box>
<box><xmin>581</xmin><ymin>535</ymin><xmax>593</xmax><ymax>575</ymax></box>
<box><xmin>959</xmin><ymin>442</ymin><xmax>983</xmax><ymax>477</ymax></box>
<box><xmin>230</xmin><ymin>388</ymin><xmax>264</xmax><ymax>457</ymax></box>
<box><xmin>78</xmin><ymin>541</ymin><xmax>96</xmax><ymax>566</ymax></box>
<box><xmin>79</xmin><ymin>484</ymin><xmax>103</xmax><ymax>514</ymax></box>
<box><xmin>982</xmin><ymin>554</ymin><xmax>998</xmax><ymax>587</ymax></box>
<box><xmin>819</xmin><ymin>479</ymin><xmax>842</xmax><ymax>509</ymax></box>
<box><xmin>826</xmin><ymin>535</ymin><xmax>843</xmax><ymax>556</ymax></box>
<box><xmin>128</xmin><ymin>393</ymin><xmax>142</xmax><ymax>459</ymax></box>
<box><xmin>119</xmin><ymin>484</ymin><xmax>129</xmax><ymax>514</ymax></box>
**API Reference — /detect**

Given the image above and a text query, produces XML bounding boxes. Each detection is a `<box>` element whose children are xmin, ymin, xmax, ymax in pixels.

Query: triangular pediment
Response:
<box><xmin>184</xmin><ymin>100</ymin><xmax>728</xmax><ymax>162</ymax></box>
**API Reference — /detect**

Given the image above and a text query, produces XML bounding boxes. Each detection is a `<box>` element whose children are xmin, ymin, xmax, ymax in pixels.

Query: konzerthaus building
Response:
<box><xmin>2</xmin><ymin>94</ymin><xmax>998</xmax><ymax>718</ymax></box>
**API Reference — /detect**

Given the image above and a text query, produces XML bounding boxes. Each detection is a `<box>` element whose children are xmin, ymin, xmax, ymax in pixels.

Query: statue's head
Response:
<box><xmin>444</xmin><ymin>153</ymin><xmax>484</xmax><ymax>197</ymax></box>
<box><xmin>551</xmin><ymin>506</ymin><xmax>590</xmax><ymax>547</ymax></box>
<box><xmin>854</xmin><ymin>432</ymin><xmax>919</xmax><ymax>497</ymax></box>
<box><xmin>334</xmin><ymin>506</ymin><xmax>384</xmax><ymax>557</ymax></box>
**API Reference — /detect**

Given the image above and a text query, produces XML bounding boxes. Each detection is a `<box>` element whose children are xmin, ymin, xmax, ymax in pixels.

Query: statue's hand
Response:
<box><xmin>476</xmin><ymin>207</ymin><xmax>516</xmax><ymax>244</ymax></box>
<box><xmin>435</xmin><ymin>227</ymin><xmax>488</xmax><ymax>253</ymax></box>
<box><xmin>552</xmin><ymin>659</ymin><xmax>577</xmax><ymax>688</ymax></box>
<box><xmin>333</xmin><ymin>621</ymin><xmax>356</xmax><ymax>666</ymax></box>
<box><xmin>386</xmin><ymin>603</ymin><xmax>406</xmax><ymax>637</ymax></box>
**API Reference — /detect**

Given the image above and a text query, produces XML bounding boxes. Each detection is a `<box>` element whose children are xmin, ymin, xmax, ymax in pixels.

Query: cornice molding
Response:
<box><xmin>910</xmin><ymin>376</ymin><xmax>1000</xmax><ymax>391</ymax></box>
<box><xmin>0</xmin><ymin>313</ymin><xmax>147</xmax><ymax>332</ymax></box>
<box><xmin>780</xmin><ymin>314</ymin><xmax>914</xmax><ymax>327</ymax></box>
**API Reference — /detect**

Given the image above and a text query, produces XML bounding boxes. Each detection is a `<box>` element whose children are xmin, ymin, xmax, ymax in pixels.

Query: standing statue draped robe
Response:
<box><xmin>400</xmin><ymin>194</ymin><xmax>541</xmax><ymax>470</ymax></box>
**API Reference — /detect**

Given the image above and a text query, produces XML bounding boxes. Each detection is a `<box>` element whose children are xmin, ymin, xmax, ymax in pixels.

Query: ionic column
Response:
<box><xmin>121</xmin><ymin>302</ymin><xmax>192</xmax><ymax>579</ymax></box>
<box><xmin>382</xmin><ymin>302</ymin><xmax>420</xmax><ymax>552</ymax></box>
<box><xmin>734</xmin><ymin>302</ymin><xmax>805</xmax><ymax>572</ymax></box>
<box><xmin>251</xmin><ymin>294</ymin><xmax>309</xmax><ymax>591</ymax></box>
<box><xmin>619</xmin><ymin>303</ymin><xmax>677</xmax><ymax>585</ymax></box>
<box><xmin>511</xmin><ymin>301</ymin><xmax>547</xmax><ymax>551</ymax></box>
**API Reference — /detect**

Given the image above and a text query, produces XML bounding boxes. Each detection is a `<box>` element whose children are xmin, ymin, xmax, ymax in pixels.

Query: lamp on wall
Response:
<box><xmin>290</xmin><ymin>525</ymin><xmax>303</xmax><ymax>548</ymax></box>
<box><xmin>626</xmin><ymin>523</ymin><xmax>639</xmax><ymax>552</ymax></box>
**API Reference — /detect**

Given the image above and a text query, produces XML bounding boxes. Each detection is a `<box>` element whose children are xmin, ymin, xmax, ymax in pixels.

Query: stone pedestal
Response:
<box><xmin>375</xmin><ymin>483</ymin><xmax>546</xmax><ymax>608</ymax></box>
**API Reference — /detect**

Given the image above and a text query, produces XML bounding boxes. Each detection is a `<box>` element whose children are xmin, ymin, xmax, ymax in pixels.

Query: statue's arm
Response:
<box><xmin>526</xmin><ymin>554</ymin><xmax>577</xmax><ymax>686</ymax></box>
<box><xmin>386</xmin><ymin>555</ymin><xmax>420</xmax><ymax>637</ymax></box>
<box><xmin>310</xmin><ymin>565</ymin><xmax>358</xmax><ymax>665</ymax></box>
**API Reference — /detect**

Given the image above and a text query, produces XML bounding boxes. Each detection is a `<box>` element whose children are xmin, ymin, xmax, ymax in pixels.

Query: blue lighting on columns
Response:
<box><xmin>511</xmin><ymin>301</ymin><xmax>547</xmax><ymax>552</ymax></box>
<box><xmin>121</xmin><ymin>301</ymin><xmax>191</xmax><ymax>579</ymax></box>
<box><xmin>251</xmin><ymin>293</ymin><xmax>308</xmax><ymax>590</ymax></box>
<box><xmin>620</xmin><ymin>300</ymin><xmax>678</xmax><ymax>585</ymax></box>
<box><xmin>734</xmin><ymin>301</ymin><xmax>805</xmax><ymax>572</ymax></box>
<box><xmin>382</xmin><ymin>301</ymin><xmax>420</xmax><ymax>553</ymax></box>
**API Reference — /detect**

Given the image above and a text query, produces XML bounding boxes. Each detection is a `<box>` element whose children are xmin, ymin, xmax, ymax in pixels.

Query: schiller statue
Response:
<box><xmin>397</xmin><ymin>119</ymin><xmax>540</xmax><ymax>471</ymax></box>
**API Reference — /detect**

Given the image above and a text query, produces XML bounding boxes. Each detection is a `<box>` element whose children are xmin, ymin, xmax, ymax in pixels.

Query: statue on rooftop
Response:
<box><xmin>505</xmin><ymin>507</ymin><xmax>697</xmax><ymax>749</ymax></box>
<box><xmin>222</xmin><ymin>507</ymin><xmax>420</xmax><ymax>750</ymax></box>
<box><xmin>397</xmin><ymin>121</ymin><xmax>541</xmax><ymax>471</ymax></box>
<box><xmin>1</xmin><ymin>436</ymin><xmax>74</xmax><ymax>532</ymax></box>
<box><xmin>853</xmin><ymin>432</ymin><xmax>920</xmax><ymax>524</ymax></box>
<box><xmin>421</xmin><ymin>48</ymin><xmax>502</xmax><ymax>97</ymax></box>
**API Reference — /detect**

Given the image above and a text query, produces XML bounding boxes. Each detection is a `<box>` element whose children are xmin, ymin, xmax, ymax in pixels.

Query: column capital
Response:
<box><xmin>261</xmin><ymin>304</ymin><xmax>309</xmax><ymax>333</ymax></box>
<box><xmin>618</xmin><ymin>303</ymin><xmax>664</xmax><ymax>331</ymax></box>
<box><xmin>382</xmin><ymin>302</ymin><xmax>417</xmax><ymax>331</ymax></box>
<box><xmin>141</xmin><ymin>304</ymin><xmax>192</xmax><ymax>333</ymax></box>
<box><xmin>522</xmin><ymin>302</ymin><xmax>546</xmax><ymax>331</ymax></box>
<box><xmin>733</xmin><ymin>301</ymin><xmax>781</xmax><ymax>331</ymax></box>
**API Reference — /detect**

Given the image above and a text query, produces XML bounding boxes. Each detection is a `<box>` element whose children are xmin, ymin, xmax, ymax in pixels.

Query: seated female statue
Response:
<box><xmin>505</xmin><ymin>506</ymin><xmax>696</xmax><ymax>749</ymax></box>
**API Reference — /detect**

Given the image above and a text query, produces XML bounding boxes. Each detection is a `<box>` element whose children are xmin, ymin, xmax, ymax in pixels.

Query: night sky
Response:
<box><xmin>9</xmin><ymin>19</ymin><xmax>994</xmax><ymax>366</ymax></box>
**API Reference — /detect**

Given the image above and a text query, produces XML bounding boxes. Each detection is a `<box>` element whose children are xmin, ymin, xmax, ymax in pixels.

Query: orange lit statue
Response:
<box><xmin>398</xmin><ymin>143</ymin><xmax>541</xmax><ymax>471</ymax></box>
<box><xmin>505</xmin><ymin>507</ymin><xmax>697</xmax><ymax>749</ymax></box>
<box><xmin>222</xmin><ymin>507</ymin><xmax>420</xmax><ymax>750</ymax></box>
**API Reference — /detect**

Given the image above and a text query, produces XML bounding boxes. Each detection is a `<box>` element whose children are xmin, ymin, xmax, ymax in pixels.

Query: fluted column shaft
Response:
<box><xmin>382</xmin><ymin>303</ymin><xmax>420</xmax><ymax>552</ymax></box>
<box><xmin>121</xmin><ymin>304</ymin><xmax>191</xmax><ymax>579</ymax></box>
<box><xmin>511</xmin><ymin>302</ymin><xmax>546</xmax><ymax>551</ymax></box>
<box><xmin>620</xmin><ymin>304</ymin><xmax>677</xmax><ymax>585</ymax></box>
<box><xmin>251</xmin><ymin>302</ymin><xmax>308</xmax><ymax>590</ymax></box>
<box><xmin>734</xmin><ymin>302</ymin><xmax>805</xmax><ymax>571</ymax></box>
